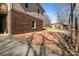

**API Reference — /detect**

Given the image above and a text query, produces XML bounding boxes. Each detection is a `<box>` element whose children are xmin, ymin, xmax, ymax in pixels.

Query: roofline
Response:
<box><xmin>36</xmin><ymin>3</ymin><xmax>45</xmax><ymax>12</ymax></box>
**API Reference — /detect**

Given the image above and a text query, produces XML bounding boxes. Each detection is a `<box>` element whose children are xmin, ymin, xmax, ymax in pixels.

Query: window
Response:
<box><xmin>25</xmin><ymin>3</ymin><xmax>28</xmax><ymax>8</ymax></box>
<box><xmin>37</xmin><ymin>9</ymin><xmax>40</xmax><ymax>14</ymax></box>
<box><xmin>32</xmin><ymin>21</ymin><xmax>36</xmax><ymax>29</ymax></box>
<box><xmin>41</xmin><ymin>13</ymin><xmax>43</xmax><ymax>15</ymax></box>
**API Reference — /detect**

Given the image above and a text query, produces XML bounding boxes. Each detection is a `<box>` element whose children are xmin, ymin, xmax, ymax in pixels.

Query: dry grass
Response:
<box><xmin>43</xmin><ymin>27</ymin><xmax>68</xmax><ymax>34</ymax></box>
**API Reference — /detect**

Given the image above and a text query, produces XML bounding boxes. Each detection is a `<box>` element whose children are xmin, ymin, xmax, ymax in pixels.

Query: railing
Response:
<box><xmin>0</xmin><ymin>3</ymin><xmax>8</xmax><ymax>14</ymax></box>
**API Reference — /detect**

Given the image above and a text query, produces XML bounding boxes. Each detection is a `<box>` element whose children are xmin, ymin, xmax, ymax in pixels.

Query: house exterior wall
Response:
<box><xmin>10</xmin><ymin>3</ymin><xmax>44</xmax><ymax>34</ymax></box>
<box><xmin>12</xmin><ymin>3</ymin><xmax>44</xmax><ymax>20</ymax></box>
<box><xmin>11</xmin><ymin>10</ymin><xmax>43</xmax><ymax>34</ymax></box>
<box><xmin>0</xmin><ymin>3</ymin><xmax>44</xmax><ymax>34</ymax></box>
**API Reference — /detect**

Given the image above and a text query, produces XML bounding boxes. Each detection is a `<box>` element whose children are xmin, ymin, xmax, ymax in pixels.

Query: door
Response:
<box><xmin>0</xmin><ymin>13</ymin><xmax>6</xmax><ymax>33</ymax></box>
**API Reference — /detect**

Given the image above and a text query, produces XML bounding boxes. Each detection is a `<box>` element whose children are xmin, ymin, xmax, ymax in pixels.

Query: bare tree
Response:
<box><xmin>43</xmin><ymin>13</ymin><xmax>51</xmax><ymax>27</ymax></box>
<box><xmin>57</xmin><ymin>4</ymin><xmax>70</xmax><ymax>25</ymax></box>
<box><xmin>55</xmin><ymin>3</ymin><xmax>79</xmax><ymax>55</ymax></box>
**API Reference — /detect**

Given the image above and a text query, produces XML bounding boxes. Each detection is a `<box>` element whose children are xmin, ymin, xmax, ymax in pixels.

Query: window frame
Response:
<box><xmin>25</xmin><ymin>3</ymin><xmax>28</xmax><ymax>8</ymax></box>
<box><xmin>37</xmin><ymin>9</ymin><xmax>40</xmax><ymax>14</ymax></box>
<box><xmin>32</xmin><ymin>21</ymin><xmax>36</xmax><ymax>29</ymax></box>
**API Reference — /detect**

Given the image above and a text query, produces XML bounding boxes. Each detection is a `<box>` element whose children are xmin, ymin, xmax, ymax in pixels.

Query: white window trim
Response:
<box><xmin>32</xmin><ymin>21</ymin><xmax>36</xmax><ymax>29</ymax></box>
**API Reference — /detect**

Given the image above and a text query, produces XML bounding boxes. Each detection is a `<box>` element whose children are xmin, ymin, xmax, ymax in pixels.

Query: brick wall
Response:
<box><xmin>11</xmin><ymin>10</ymin><xmax>43</xmax><ymax>34</ymax></box>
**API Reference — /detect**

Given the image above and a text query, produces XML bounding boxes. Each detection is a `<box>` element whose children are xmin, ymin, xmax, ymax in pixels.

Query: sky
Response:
<box><xmin>41</xmin><ymin>3</ymin><xmax>70</xmax><ymax>24</ymax></box>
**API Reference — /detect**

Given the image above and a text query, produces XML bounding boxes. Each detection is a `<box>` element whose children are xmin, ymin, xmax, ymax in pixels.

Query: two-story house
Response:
<box><xmin>0</xmin><ymin>3</ymin><xmax>45</xmax><ymax>34</ymax></box>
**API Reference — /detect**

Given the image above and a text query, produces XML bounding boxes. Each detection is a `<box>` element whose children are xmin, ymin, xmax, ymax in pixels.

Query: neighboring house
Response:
<box><xmin>50</xmin><ymin>23</ymin><xmax>68</xmax><ymax>30</ymax></box>
<box><xmin>50</xmin><ymin>23</ymin><xmax>62</xmax><ymax>29</ymax></box>
<box><xmin>0</xmin><ymin>3</ymin><xmax>45</xmax><ymax>34</ymax></box>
